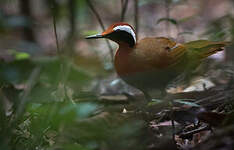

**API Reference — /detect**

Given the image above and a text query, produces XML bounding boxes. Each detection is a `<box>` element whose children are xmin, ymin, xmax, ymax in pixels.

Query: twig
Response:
<box><xmin>68</xmin><ymin>0</ymin><xmax>77</xmax><ymax>38</ymax></box>
<box><xmin>170</xmin><ymin>102</ymin><xmax>176</xmax><ymax>142</ymax></box>
<box><xmin>86</xmin><ymin>0</ymin><xmax>105</xmax><ymax>30</ymax></box>
<box><xmin>52</xmin><ymin>5</ymin><xmax>60</xmax><ymax>55</ymax></box>
<box><xmin>121</xmin><ymin>0</ymin><xmax>124</xmax><ymax>8</ymax></box>
<box><xmin>16</xmin><ymin>67</ymin><xmax>41</xmax><ymax>118</ymax></box>
<box><xmin>51</xmin><ymin>2</ymin><xmax>71</xmax><ymax>102</ymax></box>
<box><xmin>120</xmin><ymin>0</ymin><xmax>129</xmax><ymax>22</ymax></box>
<box><xmin>171</xmin><ymin>116</ymin><xmax>176</xmax><ymax>142</ymax></box>
<box><xmin>86</xmin><ymin>0</ymin><xmax>114</xmax><ymax>63</ymax></box>
<box><xmin>165</xmin><ymin>0</ymin><xmax>171</xmax><ymax>37</ymax></box>
<box><xmin>134</xmin><ymin>0</ymin><xmax>139</xmax><ymax>39</ymax></box>
<box><xmin>179</xmin><ymin>125</ymin><xmax>211</xmax><ymax>139</ymax></box>
<box><xmin>67</xmin><ymin>0</ymin><xmax>78</xmax><ymax>56</ymax></box>
<box><xmin>19</xmin><ymin>0</ymin><xmax>35</xmax><ymax>42</ymax></box>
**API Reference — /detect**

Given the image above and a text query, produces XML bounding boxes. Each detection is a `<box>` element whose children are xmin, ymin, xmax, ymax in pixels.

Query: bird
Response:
<box><xmin>86</xmin><ymin>22</ymin><xmax>229</xmax><ymax>101</ymax></box>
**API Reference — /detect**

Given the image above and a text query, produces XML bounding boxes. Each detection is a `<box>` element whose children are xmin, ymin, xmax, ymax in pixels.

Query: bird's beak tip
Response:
<box><xmin>85</xmin><ymin>34</ymin><xmax>103</xmax><ymax>39</ymax></box>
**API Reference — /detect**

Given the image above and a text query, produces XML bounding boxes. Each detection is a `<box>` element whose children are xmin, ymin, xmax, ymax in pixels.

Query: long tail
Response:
<box><xmin>184</xmin><ymin>40</ymin><xmax>230</xmax><ymax>59</ymax></box>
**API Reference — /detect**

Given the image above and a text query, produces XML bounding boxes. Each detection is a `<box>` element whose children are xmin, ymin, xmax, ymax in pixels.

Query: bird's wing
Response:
<box><xmin>136</xmin><ymin>37</ymin><xmax>187</xmax><ymax>70</ymax></box>
<box><xmin>176</xmin><ymin>40</ymin><xmax>230</xmax><ymax>73</ymax></box>
<box><xmin>135</xmin><ymin>38</ymin><xmax>229</xmax><ymax>72</ymax></box>
<box><xmin>184</xmin><ymin>40</ymin><xmax>230</xmax><ymax>59</ymax></box>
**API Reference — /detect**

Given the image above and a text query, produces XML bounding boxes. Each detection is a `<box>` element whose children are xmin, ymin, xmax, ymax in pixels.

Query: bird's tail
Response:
<box><xmin>184</xmin><ymin>40</ymin><xmax>230</xmax><ymax>59</ymax></box>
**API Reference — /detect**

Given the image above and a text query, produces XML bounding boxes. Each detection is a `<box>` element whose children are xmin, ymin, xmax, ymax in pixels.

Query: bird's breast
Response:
<box><xmin>114</xmin><ymin>46</ymin><xmax>176</xmax><ymax>90</ymax></box>
<box><xmin>114</xmin><ymin>46</ymin><xmax>153</xmax><ymax>77</ymax></box>
<box><xmin>114</xmin><ymin>47</ymin><xmax>138</xmax><ymax>76</ymax></box>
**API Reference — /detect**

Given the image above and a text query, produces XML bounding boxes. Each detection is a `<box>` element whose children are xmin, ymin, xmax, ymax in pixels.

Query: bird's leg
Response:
<box><xmin>170</xmin><ymin>110</ymin><xmax>176</xmax><ymax>143</ymax></box>
<box><xmin>169</xmin><ymin>99</ymin><xmax>176</xmax><ymax>143</ymax></box>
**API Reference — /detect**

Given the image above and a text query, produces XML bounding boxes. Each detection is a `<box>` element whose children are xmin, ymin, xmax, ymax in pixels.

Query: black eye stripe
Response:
<box><xmin>107</xmin><ymin>30</ymin><xmax>135</xmax><ymax>47</ymax></box>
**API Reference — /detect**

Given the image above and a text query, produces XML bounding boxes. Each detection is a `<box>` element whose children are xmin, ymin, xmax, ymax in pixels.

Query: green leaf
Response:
<box><xmin>15</xmin><ymin>52</ymin><xmax>30</xmax><ymax>60</ymax></box>
<box><xmin>8</xmin><ymin>49</ymin><xmax>30</xmax><ymax>60</ymax></box>
<box><xmin>82</xmin><ymin>30</ymin><xmax>99</xmax><ymax>37</ymax></box>
<box><xmin>174</xmin><ymin>99</ymin><xmax>200</xmax><ymax>107</ymax></box>
<box><xmin>177</xmin><ymin>31</ymin><xmax>193</xmax><ymax>36</ymax></box>
<box><xmin>157</xmin><ymin>18</ymin><xmax>178</xmax><ymax>25</ymax></box>
<box><xmin>147</xmin><ymin>99</ymin><xmax>163</xmax><ymax>106</ymax></box>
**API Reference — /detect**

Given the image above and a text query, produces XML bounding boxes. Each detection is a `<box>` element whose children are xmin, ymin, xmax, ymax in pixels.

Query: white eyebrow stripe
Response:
<box><xmin>113</xmin><ymin>25</ymin><xmax>136</xmax><ymax>44</ymax></box>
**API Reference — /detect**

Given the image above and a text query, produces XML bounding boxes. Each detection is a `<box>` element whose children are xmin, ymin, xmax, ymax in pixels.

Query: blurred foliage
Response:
<box><xmin>0</xmin><ymin>54</ymin><xmax>146</xmax><ymax>150</ymax></box>
<box><xmin>202</xmin><ymin>15</ymin><xmax>234</xmax><ymax>41</ymax></box>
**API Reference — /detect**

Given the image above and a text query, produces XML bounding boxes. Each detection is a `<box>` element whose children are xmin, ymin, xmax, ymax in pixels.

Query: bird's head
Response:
<box><xmin>86</xmin><ymin>22</ymin><xmax>136</xmax><ymax>47</ymax></box>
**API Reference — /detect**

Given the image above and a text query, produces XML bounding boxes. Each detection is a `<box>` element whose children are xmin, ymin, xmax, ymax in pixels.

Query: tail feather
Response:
<box><xmin>184</xmin><ymin>40</ymin><xmax>230</xmax><ymax>59</ymax></box>
<box><xmin>200</xmin><ymin>46</ymin><xmax>224</xmax><ymax>59</ymax></box>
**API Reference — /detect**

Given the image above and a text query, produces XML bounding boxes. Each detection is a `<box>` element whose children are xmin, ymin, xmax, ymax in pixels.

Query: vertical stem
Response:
<box><xmin>86</xmin><ymin>0</ymin><xmax>105</xmax><ymax>30</ymax></box>
<box><xmin>68</xmin><ymin>0</ymin><xmax>77</xmax><ymax>39</ymax></box>
<box><xmin>16</xmin><ymin>68</ymin><xmax>41</xmax><ymax>118</ymax></box>
<box><xmin>169</xmin><ymin>100</ymin><xmax>176</xmax><ymax>143</ymax></box>
<box><xmin>51</xmin><ymin>0</ymin><xmax>70</xmax><ymax>102</ymax></box>
<box><xmin>134</xmin><ymin>0</ymin><xmax>139</xmax><ymax>39</ymax></box>
<box><xmin>19</xmin><ymin>0</ymin><xmax>35</xmax><ymax>41</ymax></box>
<box><xmin>52</xmin><ymin>9</ymin><xmax>60</xmax><ymax>55</ymax></box>
<box><xmin>50</xmin><ymin>0</ymin><xmax>60</xmax><ymax>55</ymax></box>
<box><xmin>67</xmin><ymin>0</ymin><xmax>78</xmax><ymax>57</ymax></box>
<box><xmin>120</xmin><ymin>0</ymin><xmax>129</xmax><ymax>22</ymax></box>
<box><xmin>86</xmin><ymin>0</ymin><xmax>114</xmax><ymax>64</ymax></box>
<box><xmin>121</xmin><ymin>0</ymin><xmax>124</xmax><ymax>8</ymax></box>
<box><xmin>171</xmin><ymin>116</ymin><xmax>175</xmax><ymax>142</ymax></box>
<box><xmin>165</xmin><ymin>0</ymin><xmax>171</xmax><ymax>37</ymax></box>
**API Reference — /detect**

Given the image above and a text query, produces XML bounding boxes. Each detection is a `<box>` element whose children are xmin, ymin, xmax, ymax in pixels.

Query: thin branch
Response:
<box><xmin>134</xmin><ymin>0</ymin><xmax>139</xmax><ymax>39</ymax></box>
<box><xmin>68</xmin><ymin>0</ymin><xmax>77</xmax><ymax>38</ymax></box>
<box><xmin>120</xmin><ymin>0</ymin><xmax>129</xmax><ymax>22</ymax></box>
<box><xmin>19</xmin><ymin>0</ymin><xmax>35</xmax><ymax>41</ymax></box>
<box><xmin>86</xmin><ymin>0</ymin><xmax>114</xmax><ymax>63</ymax></box>
<box><xmin>86</xmin><ymin>0</ymin><xmax>105</xmax><ymax>30</ymax></box>
<box><xmin>121</xmin><ymin>0</ymin><xmax>124</xmax><ymax>8</ymax></box>
<box><xmin>165</xmin><ymin>0</ymin><xmax>171</xmax><ymax>36</ymax></box>
<box><xmin>16</xmin><ymin>67</ymin><xmax>41</xmax><ymax>118</ymax></box>
<box><xmin>66</xmin><ymin>0</ymin><xmax>78</xmax><ymax>57</ymax></box>
<box><xmin>52</xmin><ymin>4</ymin><xmax>60</xmax><ymax>55</ymax></box>
<box><xmin>179</xmin><ymin>125</ymin><xmax>211</xmax><ymax>139</ymax></box>
<box><xmin>51</xmin><ymin>2</ymin><xmax>71</xmax><ymax>103</ymax></box>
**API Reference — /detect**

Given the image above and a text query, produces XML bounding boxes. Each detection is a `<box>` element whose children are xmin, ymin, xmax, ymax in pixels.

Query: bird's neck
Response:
<box><xmin>118</xmin><ymin>41</ymin><xmax>135</xmax><ymax>51</ymax></box>
<box><xmin>114</xmin><ymin>42</ymin><xmax>137</xmax><ymax>76</ymax></box>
